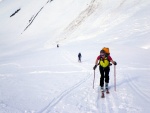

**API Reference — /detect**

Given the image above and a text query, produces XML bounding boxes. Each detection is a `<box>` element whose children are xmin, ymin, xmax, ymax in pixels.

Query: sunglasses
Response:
<box><xmin>101</xmin><ymin>54</ymin><xmax>105</xmax><ymax>56</ymax></box>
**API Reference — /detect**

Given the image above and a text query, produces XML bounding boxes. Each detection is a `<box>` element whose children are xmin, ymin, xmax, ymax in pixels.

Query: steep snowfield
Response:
<box><xmin>0</xmin><ymin>0</ymin><xmax>150</xmax><ymax>113</ymax></box>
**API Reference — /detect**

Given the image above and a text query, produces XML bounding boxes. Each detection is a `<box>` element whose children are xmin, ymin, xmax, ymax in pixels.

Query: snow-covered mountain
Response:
<box><xmin>0</xmin><ymin>0</ymin><xmax>150</xmax><ymax>113</ymax></box>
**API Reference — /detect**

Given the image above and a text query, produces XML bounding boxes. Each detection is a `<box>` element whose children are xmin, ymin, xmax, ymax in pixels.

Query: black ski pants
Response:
<box><xmin>99</xmin><ymin>66</ymin><xmax>110</xmax><ymax>87</ymax></box>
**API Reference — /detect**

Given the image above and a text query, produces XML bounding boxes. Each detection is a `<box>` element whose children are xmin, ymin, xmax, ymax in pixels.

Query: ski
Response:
<box><xmin>101</xmin><ymin>91</ymin><xmax>105</xmax><ymax>98</ymax></box>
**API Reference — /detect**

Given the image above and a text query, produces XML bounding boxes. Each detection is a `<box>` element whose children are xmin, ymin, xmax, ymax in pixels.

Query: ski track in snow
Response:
<box><xmin>126</xmin><ymin>73</ymin><xmax>150</xmax><ymax>103</ymax></box>
<box><xmin>113</xmin><ymin>70</ymin><xmax>143</xmax><ymax>113</ymax></box>
<box><xmin>38</xmin><ymin>49</ymin><xmax>92</xmax><ymax>113</ymax></box>
<box><xmin>95</xmin><ymin>68</ymin><xmax>144</xmax><ymax>113</ymax></box>
<box><xmin>39</xmin><ymin>74</ymin><xmax>91</xmax><ymax>113</ymax></box>
<box><xmin>61</xmin><ymin>49</ymin><xmax>88</xmax><ymax>71</ymax></box>
<box><xmin>96</xmin><ymin>82</ymin><xmax>118</xmax><ymax>113</ymax></box>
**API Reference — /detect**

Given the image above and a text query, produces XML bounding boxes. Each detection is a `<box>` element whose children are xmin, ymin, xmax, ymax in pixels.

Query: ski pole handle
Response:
<box><xmin>93</xmin><ymin>70</ymin><xmax>95</xmax><ymax>89</ymax></box>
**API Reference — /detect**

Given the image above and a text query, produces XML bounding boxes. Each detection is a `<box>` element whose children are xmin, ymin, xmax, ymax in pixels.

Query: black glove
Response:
<box><xmin>93</xmin><ymin>65</ymin><xmax>97</xmax><ymax>70</ymax></box>
<box><xmin>114</xmin><ymin>61</ymin><xmax>117</xmax><ymax>65</ymax></box>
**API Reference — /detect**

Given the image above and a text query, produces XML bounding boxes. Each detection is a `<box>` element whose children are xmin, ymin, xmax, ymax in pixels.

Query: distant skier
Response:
<box><xmin>78</xmin><ymin>53</ymin><xmax>82</xmax><ymax>62</ymax></box>
<box><xmin>93</xmin><ymin>49</ymin><xmax>117</xmax><ymax>92</ymax></box>
<box><xmin>57</xmin><ymin>44</ymin><xmax>59</xmax><ymax>48</ymax></box>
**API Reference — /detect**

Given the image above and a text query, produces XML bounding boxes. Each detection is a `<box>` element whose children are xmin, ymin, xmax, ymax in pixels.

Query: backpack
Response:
<box><xmin>102</xmin><ymin>47</ymin><xmax>110</xmax><ymax>56</ymax></box>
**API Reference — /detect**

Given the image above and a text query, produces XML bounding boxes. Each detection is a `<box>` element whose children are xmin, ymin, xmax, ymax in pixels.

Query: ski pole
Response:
<box><xmin>114</xmin><ymin>65</ymin><xmax>116</xmax><ymax>91</ymax></box>
<box><xmin>93</xmin><ymin>70</ymin><xmax>95</xmax><ymax>89</ymax></box>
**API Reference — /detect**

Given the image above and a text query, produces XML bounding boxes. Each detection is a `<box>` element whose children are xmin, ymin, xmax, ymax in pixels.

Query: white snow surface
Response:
<box><xmin>0</xmin><ymin>0</ymin><xmax>150</xmax><ymax>113</ymax></box>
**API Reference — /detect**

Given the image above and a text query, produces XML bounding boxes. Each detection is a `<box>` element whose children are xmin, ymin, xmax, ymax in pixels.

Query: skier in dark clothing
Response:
<box><xmin>78</xmin><ymin>53</ymin><xmax>82</xmax><ymax>62</ymax></box>
<box><xmin>57</xmin><ymin>44</ymin><xmax>59</xmax><ymax>48</ymax></box>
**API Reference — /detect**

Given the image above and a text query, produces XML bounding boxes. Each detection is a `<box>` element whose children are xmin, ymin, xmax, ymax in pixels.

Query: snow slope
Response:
<box><xmin>0</xmin><ymin>0</ymin><xmax>150</xmax><ymax>113</ymax></box>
